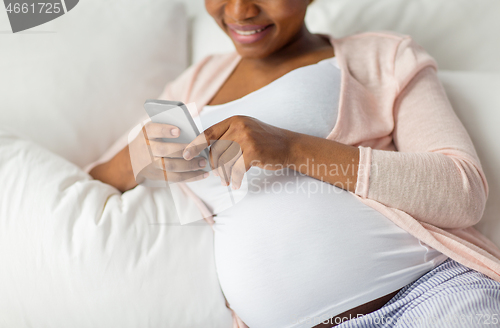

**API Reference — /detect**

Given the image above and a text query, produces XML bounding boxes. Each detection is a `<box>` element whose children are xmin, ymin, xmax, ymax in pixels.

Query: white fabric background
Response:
<box><xmin>0</xmin><ymin>0</ymin><xmax>189</xmax><ymax>168</ymax></box>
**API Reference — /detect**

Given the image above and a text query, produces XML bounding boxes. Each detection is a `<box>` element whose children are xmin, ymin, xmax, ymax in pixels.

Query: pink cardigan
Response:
<box><xmin>86</xmin><ymin>32</ymin><xmax>500</xmax><ymax>327</ymax></box>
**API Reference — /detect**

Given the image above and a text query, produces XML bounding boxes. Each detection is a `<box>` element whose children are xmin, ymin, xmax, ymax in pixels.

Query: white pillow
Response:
<box><xmin>0</xmin><ymin>129</ymin><xmax>232</xmax><ymax>328</ymax></box>
<box><xmin>305</xmin><ymin>0</ymin><xmax>500</xmax><ymax>72</ymax></box>
<box><xmin>0</xmin><ymin>0</ymin><xmax>188</xmax><ymax>168</ymax></box>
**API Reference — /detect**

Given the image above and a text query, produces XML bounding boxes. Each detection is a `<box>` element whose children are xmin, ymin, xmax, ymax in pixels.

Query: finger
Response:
<box><xmin>137</xmin><ymin>163</ymin><xmax>168</xmax><ymax>182</ymax></box>
<box><xmin>138</xmin><ymin>163</ymin><xmax>208</xmax><ymax>183</ymax></box>
<box><xmin>166</xmin><ymin>170</ymin><xmax>209</xmax><ymax>183</ymax></box>
<box><xmin>217</xmin><ymin>142</ymin><xmax>242</xmax><ymax>186</ymax></box>
<box><xmin>183</xmin><ymin>132</ymin><xmax>210</xmax><ymax>161</ymax></box>
<box><xmin>181</xmin><ymin>171</ymin><xmax>211</xmax><ymax>183</ymax></box>
<box><xmin>153</xmin><ymin>156</ymin><xmax>207</xmax><ymax>172</ymax></box>
<box><xmin>230</xmin><ymin>155</ymin><xmax>248</xmax><ymax>190</ymax></box>
<box><xmin>183</xmin><ymin>121</ymin><xmax>230</xmax><ymax>160</ymax></box>
<box><xmin>209</xmin><ymin>151</ymin><xmax>218</xmax><ymax>177</ymax></box>
<box><xmin>149</xmin><ymin>140</ymin><xmax>189</xmax><ymax>158</ymax></box>
<box><xmin>210</xmin><ymin>140</ymin><xmax>234</xmax><ymax>175</ymax></box>
<box><xmin>144</xmin><ymin>122</ymin><xmax>180</xmax><ymax>139</ymax></box>
<box><xmin>129</xmin><ymin>123</ymin><xmax>154</xmax><ymax>180</ymax></box>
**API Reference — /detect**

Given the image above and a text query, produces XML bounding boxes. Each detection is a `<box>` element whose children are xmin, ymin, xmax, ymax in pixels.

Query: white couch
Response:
<box><xmin>0</xmin><ymin>0</ymin><xmax>499</xmax><ymax>327</ymax></box>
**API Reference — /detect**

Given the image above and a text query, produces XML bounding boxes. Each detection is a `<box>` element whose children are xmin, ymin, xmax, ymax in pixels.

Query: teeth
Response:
<box><xmin>234</xmin><ymin>27</ymin><xmax>265</xmax><ymax>36</ymax></box>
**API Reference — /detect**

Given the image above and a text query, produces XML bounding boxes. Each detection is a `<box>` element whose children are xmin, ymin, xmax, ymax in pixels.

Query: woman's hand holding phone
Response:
<box><xmin>89</xmin><ymin>122</ymin><xmax>208</xmax><ymax>193</ymax></box>
<box><xmin>130</xmin><ymin>122</ymin><xmax>209</xmax><ymax>184</ymax></box>
<box><xmin>183</xmin><ymin>115</ymin><xmax>294</xmax><ymax>190</ymax></box>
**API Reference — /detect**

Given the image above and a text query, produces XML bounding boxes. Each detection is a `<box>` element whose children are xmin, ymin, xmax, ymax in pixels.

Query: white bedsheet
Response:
<box><xmin>0</xmin><ymin>130</ymin><xmax>232</xmax><ymax>328</ymax></box>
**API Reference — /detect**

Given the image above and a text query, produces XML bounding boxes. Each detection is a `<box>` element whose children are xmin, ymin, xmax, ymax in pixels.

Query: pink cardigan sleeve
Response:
<box><xmin>355</xmin><ymin>37</ymin><xmax>488</xmax><ymax>229</ymax></box>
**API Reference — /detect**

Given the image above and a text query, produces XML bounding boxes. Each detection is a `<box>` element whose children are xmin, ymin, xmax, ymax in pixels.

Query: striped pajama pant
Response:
<box><xmin>335</xmin><ymin>258</ymin><xmax>500</xmax><ymax>328</ymax></box>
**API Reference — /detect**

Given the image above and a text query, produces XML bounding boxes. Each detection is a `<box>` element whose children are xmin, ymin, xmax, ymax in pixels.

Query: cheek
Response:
<box><xmin>269</xmin><ymin>1</ymin><xmax>308</xmax><ymax>31</ymax></box>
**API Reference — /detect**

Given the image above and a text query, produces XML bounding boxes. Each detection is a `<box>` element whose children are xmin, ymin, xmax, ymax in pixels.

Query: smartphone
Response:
<box><xmin>144</xmin><ymin>99</ymin><xmax>210</xmax><ymax>172</ymax></box>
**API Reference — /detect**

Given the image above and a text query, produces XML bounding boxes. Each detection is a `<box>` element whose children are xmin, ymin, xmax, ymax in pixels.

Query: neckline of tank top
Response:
<box><xmin>202</xmin><ymin>56</ymin><xmax>339</xmax><ymax>111</ymax></box>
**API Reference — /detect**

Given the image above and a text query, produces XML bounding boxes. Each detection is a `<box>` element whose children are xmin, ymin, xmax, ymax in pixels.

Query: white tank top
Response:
<box><xmin>185</xmin><ymin>57</ymin><xmax>448</xmax><ymax>328</ymax></box>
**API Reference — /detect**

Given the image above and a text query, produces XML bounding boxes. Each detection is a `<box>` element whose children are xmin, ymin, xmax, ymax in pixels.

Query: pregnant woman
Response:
<box><xmin>87</xmin><ymin>0</ymin><xmax>500</xmax><ymax>327</ymax></box>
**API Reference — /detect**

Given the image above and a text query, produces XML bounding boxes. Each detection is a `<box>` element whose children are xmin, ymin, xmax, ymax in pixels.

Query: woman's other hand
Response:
<box><xmin>130</xmin><ymin>122</ymin><xmax>209</xmax><ymax>184</ymax></box>
<box><xmin>182</xmin><ymin>115</ymin><xmax>295</xmax><ymax>189</ymax></box>
<box><xmin>90</xmin><ymin>122</ymin><xmax>208</xmax><ymax>193</ymax></box>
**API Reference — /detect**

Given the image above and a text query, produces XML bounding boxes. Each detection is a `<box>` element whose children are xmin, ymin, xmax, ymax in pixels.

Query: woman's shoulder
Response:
<box><xmin>333</xmin><ymin>31</ymin><xmax>437</xmax><ymax>90</ymax></box>
<box><xmin>191</xmin><ymin>51</ymin><xmax>240</xmax><ymax>81</ymax></box>
<box><xmin>339</xmin><ymin>31</ymin><xmax>436</xmax><ymax>63</ymax></box>
<box><xmin>173</xmin><ymin>52</ymin><xmax>239</xmax><ymax>85</ymax></box>
<box><xmin>161</xmin><ymin>51</ymin><xmax>240</xmax><ymax>103</ymax></box>
<box><xmin>334</xmin><ymin>30</ymin><xmax>412</xmax><ymax>48</ymax></box>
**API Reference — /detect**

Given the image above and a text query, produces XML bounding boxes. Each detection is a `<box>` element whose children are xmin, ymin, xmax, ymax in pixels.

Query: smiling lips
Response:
<box><xmin>226</xmin><ymin>23</ymin><xmax>273</xmax><ymax>44</ymax></box>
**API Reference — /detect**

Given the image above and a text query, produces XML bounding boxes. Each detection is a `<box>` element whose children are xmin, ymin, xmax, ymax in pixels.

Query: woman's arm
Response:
<box><xmin>354</xmin><ymin>64</ymin><xmax>488</xmax><ymax>229</ymax></box>
<box><xmin>89</xmin><ymin>145</ymin><xmax>136</xmax><ymax>193</ymax></box>
<box><xmin>183</xmin><ymin>116</ymin><xmax>360</xmax><ymax>191</ymax></box>
<box><xmin>286</xmin><ymin>133</ymin><xmax>360</xmax><ymax>192</ymax></box>
<box><xmin>89</xmin><ymin>122</ymin><xmax>209</xmax><ymax>192</ymax></box>
<box><xmin>291</xmin><ymin>58</ymin><xmax>488</xmax><ymax>229</ymax></box>
<box><xmin>298</xmin><ymin>38</ymin><xmax>488</xmax><ymax>229</ymax></box>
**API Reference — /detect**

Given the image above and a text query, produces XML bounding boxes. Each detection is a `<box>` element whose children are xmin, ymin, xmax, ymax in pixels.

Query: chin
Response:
<box><xmin>236</xmin><ymin>48</ymin><xmax>269</xmax><ymax>59</ymax></box>
<box><xmin>233</xmin><ymin>43</ymin><xmax>276</xmax><ymax>59</ymax></box>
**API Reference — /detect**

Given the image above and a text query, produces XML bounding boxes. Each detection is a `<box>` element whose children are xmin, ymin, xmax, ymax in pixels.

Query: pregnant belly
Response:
<box><xmin>211</xmin><ymin>170</ymin><xmax>446</xmax><ymax>328</ymax></box>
